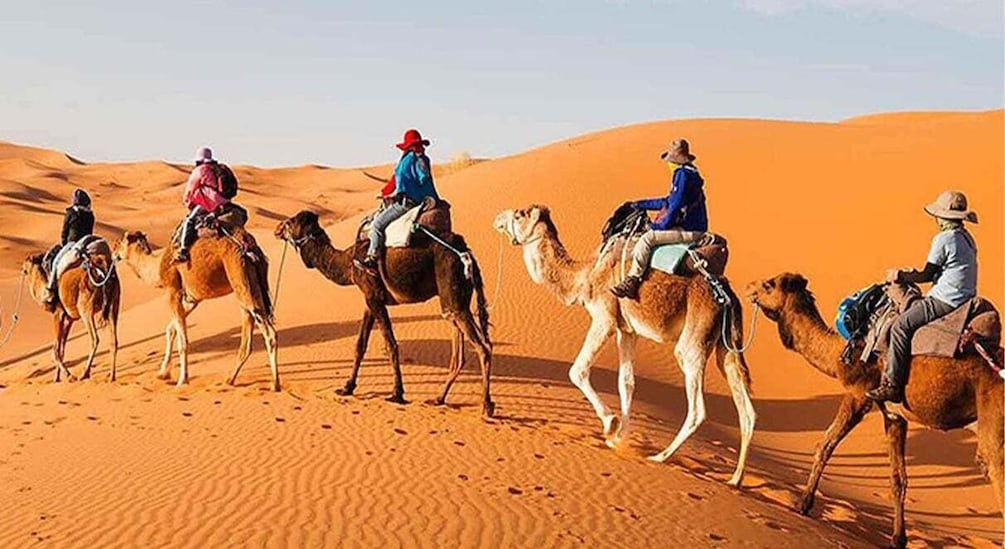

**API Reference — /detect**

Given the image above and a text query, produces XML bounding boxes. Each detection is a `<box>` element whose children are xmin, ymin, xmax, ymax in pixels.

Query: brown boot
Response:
<box><xmin>866</xmin><ymin>378</ymin><xmax>903</xmax><ymax>404</ymax></box>
<box><xmin>610</xmin><ymin>276</ymin><xmax>642</xmax><ymax>300</ymax></box>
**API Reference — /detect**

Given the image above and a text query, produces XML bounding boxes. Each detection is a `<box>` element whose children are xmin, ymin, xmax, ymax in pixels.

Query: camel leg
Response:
<box><xmin>157</xmin><ymin>321</ymin><xmax>177</xmax><ymax>380</ymax></box>
<box><xmin>609</xmin><ymin>329</ymin><xmax>637</xmax><ymax>448</ymax></box>
<box><xmin>569</xmin><ymin>318</ymin><xmax>616</xmax><ymax>437</ymax></box>
<box><xmin>256</xmin><ymin>317</ymin><xmax>280</xmax><ymax>392</ymax></box>
<box><xmin>337</xmin><ymin>310</ymin><xmax>375</xmax><ymax>396</ymax></box>
<box><xmin>228</xmin><ymin>310</ymin><xmax>255</xmax><ymax>386</ymax></box>
<box><xmin>714</xmin><ymin>347</ymin><xmax>758</xmax><ymax>488</ymax></box>
<box><xmin>172</xmin><ymin>300</ymin><xmax>190</xmax><ymax>388</ymax></box>
<box><xmin>431</xmin><ymin>325</ymin><xmax>465</xmax><ymax>406</ymax></box>
<box><xmin>372</xmin><ymin>303</ymin><xmax>406</xmax><ymax>404</ymax></box>
<box><xmin>106</xmin><ymin>314</ymin><xmax>119</xmax><ymax>382</ymax></box>
<box><xmin>454</xmin><ymin>311</ymin><xmax>494</xmax><ymax>418</ymax></box>
<box><xmin>797</xmin><ymin>393</ymin><xmax>871</xmax><ymax>514</ymax></box>
<box><xmin>883</xmin><ymin>414</ymin><xmax>909</xmax><ymax>549</ymax></box>
<box><xmin>974</xmin><ymin>384</ymin><xmax>1004</xmax><ymax>512</ymax></box>
<box><xmin>80</xmin><ymin>315</ymin><xmax>100</xmax><ymax>381</ymax></box>
<box><xmin>52</xmin><ymin>314</ymin><xmax>74</xmax><ymax>382</ymax></box>
<box><xmin>649</xmin><ymin>330</ymin><xmax>710</xmax><ymax>463</ymax></box>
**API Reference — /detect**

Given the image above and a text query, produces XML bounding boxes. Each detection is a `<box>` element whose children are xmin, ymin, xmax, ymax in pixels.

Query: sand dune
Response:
<box><xmin>0</xmin><ymin>110</ymin><xmax>1002</xmax><ymax>547</ymax></box>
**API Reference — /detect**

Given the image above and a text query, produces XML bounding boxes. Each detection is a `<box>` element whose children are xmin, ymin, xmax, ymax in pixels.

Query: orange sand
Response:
<box><xmin>0</xmin><ymin>110</ymin><xmax>1002</xmax><ymax>547</ymax></box>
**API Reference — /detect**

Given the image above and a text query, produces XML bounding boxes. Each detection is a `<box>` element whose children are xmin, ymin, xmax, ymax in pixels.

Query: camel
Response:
<box><xmin>746</xmin><ymin>273</ymin><xmax>1003</xmax><ymax>548</ymax></box>
<box><xmin>22</xmin><ymin>239</ymin><xmax>120</xmax><ymax>382</ymax></box>
<box><xmin>112</xmin><ymin>230</ymin><xmax>280</xmax><ymax>391</ymax></box>
<box><xmin>274</xmin><ymin>211</ymin><xmax>494</xmax><ymax>417</ymax></box>
<box><xmin>493</xmin><ymin>205</ymin><xmax>756</xmax><ymax>486</ymax></box>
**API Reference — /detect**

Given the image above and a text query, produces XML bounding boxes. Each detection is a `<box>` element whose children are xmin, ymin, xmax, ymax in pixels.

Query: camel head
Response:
<box><xmin>275</xmin><ymin>211</ymin><xmax>329</xmax><ymax>245</ymax></box>
<box><xmin>113</xmin><ymin>231</ymin><xmax>153</xmax><ymax>263</ymax></box>
<box><xmin>493</xmin><ymin>205</ymin><xmax>554</xmax><ymax>246</ymax></box>
<box><xmin>745</xmin><ymin>273</ymin><xmax>812</xmax><ymax>321</ymax></box>
<box><xmin>21</xmin><ymin>253</ymin><xmax>47</xmax><ymax>304</ymax></box>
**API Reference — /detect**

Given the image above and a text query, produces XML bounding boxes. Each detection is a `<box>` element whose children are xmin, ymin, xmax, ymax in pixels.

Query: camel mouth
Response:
<box><xmin>273</xmin><ymin>221</ymin><xmax>289</xmax><ymax>240</ymax></box>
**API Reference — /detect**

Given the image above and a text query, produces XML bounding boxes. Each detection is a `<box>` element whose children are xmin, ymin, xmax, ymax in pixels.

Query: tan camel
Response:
<box><xmin>746</xmin><ymin>273</ymin><xmax>1003</xmax><ymax>548</ymax></box>
<box><xmin>494</xmin><ymin>205</ymin><xmax>756</xmax><ymax>486</ymax></box>
<box><xmin>274</xmin><ymin>211</ymin><xmax>494</xmax><ymax>417</ymax></box>
<box><xmin>23</xmin><ymin>240</ymin><xmax>120</xmax><ymax>382</ymax></box>
<box><xmin>113</xmin><ymin>230</ymin><xmax>280</xmax><ymax>390</ymax></box>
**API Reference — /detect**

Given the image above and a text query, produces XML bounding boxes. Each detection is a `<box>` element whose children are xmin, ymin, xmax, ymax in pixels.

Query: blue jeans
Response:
<box><xmin>367</xmin><ymin>202</ymin><xmax>411</xmax><ymax>257</ymax></box>
<box><xmin>883</xmin><ymin>296</ymin><xmax>956</xmax><ymax>386</ymax></box>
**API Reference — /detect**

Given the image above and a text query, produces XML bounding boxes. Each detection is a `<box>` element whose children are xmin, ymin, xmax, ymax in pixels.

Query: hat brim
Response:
<box><xmin>924</xmin><ymin>204</ymin><xmax>978</xmax><ymax>223</ymax></box>
<box><xmin>194</xmin><ymin>156</ymin><xmax>215</xmax><ymax>163</ymax></box>
<box><xmin>660</xmin><ymin>150</ymin><xmax>696</xmax><ymax>163</ymax></box>
<box><xmin>396</xmin><ymin>139</ymin><xmax>431</xmax><ymax>151</ymax></box>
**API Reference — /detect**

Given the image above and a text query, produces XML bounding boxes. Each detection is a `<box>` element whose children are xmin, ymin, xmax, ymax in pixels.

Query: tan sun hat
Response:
<box><xmin>659</xmin><ymin>138</ymin><xmax>696</xmax><ymax>164</ymax></box>
<box><xmin>924</xmin><ymin>190</ymin><xmax>978</xmax><ymax>223</ymax></box>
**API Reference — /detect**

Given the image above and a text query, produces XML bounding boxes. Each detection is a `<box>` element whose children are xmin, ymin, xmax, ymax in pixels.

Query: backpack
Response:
<box><xmin>214</xmin><ymin>163</ymin><xmax>239</xmax><ymax>199</ymax></box>
<box><xmin>835</xmin><ymin>283</ymin><xmax>890</xmax><ymax>341</ymax></box>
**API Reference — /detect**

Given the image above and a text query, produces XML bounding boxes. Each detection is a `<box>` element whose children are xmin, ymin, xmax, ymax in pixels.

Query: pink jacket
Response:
<box><xmin>183</xmin><ymin>163</ymin><xmax>228</xmax><ymax>212</ymax></box>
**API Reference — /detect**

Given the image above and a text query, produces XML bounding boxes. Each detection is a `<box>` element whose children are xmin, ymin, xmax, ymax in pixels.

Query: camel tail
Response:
<box><xmin>469</xmin><ymin>251</ymin><xmax>492</xmax><ymax>350</ymax></box>
<box><xmin>717</xmin><ymin>278</ymin><xmax>753</xmax><ymax>393</ymax></box>
<box><xmin>248</xmin><ymin>250</ymin><xmax>273</xmax><ymax>322</ymax></box>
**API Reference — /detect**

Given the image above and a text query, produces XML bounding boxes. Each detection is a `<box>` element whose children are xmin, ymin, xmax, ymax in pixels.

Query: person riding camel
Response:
<box><xmin>867</xmin><ymin>190</ymin><xmax>979</xmax><ymax>404</ymax></box>
<box><xmin>611</xmin><ymin>138</ymin><xmax>709</xmax><ymax>300</ymax></box>
<box><xmin>175</xmin><ymin>146</ymin><xmax>231</xmax><ymax>263</ymax></box>
<box><xmin>41</xmin><ymin>189</ymin><xmax>95</xmax><ymax>309</ymax></box>
<box><xmin>355</xmin><ymin>129</ymin><xmax>441</xmax><ymax>275</ymax></box>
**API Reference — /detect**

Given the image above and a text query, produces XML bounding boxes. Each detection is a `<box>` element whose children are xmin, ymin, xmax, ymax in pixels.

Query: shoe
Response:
<box><xmin>865</xmin><ymin>378</ymin><xmax>903</xmax><ymax>404</ymax></box>
<box><xmin>353</xmin><ymin>255</ymin><xmax>379</xmax><ymax>276</ymax></box>
<box><xmin>173</xmin><ymin>249</ymin><xmax>190</xmax><ymax>263</ymax></box>
<box><xmin>611</xmin><ymin>276</ymin><xmax>642</xmax><ymax>300</ymax></box>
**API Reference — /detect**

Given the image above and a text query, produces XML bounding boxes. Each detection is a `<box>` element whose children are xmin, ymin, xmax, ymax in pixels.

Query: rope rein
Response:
<box><xmin>82</xmin><ymin>257</ymin><xmax>117</xmax><ymax>288</ymax></box>
<box><xmin>0</xmin><ymin>272</ymin><xmax>25</xmax><ymax>350</ymax></box>
<box><xmin>272</xmin><ymin>239</ymin><xmax>289</xmax><ymax>312</ymax></box>
<box><xmin>487</xmin><ymin>233</ymin><xmax>506</xmax><ymax>311</ymax></box>
<box><xmin>721</xmin><ymin>301</ymin><xmax>759</xmax><ymax>354</ymax></box>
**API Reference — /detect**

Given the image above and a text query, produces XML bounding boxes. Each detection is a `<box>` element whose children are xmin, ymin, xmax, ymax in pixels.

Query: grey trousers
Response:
<box><xmin>884</xmin><ymin>296</ymin><xmax>956</xmax><ymax>385</ymax></box>
<box><xmin>367</xmin><ymin>201</ymin><xmax>411</xmax><ymax>257</ymax></box>
<box><xmin>627</xmin><ymin>229</ymin><xmax>705</xmax><ymax>278</ymax></box>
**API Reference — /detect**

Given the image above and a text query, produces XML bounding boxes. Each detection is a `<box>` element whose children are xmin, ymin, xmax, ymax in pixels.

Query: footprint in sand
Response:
<box><xmin>393</xmin><ymin>428</ymin><xmax>407</xmax><ymax>435</ymax></box>
<box><xmin>708</xmin><ymin>533</ymin><xmax>726</xmax><ymax>542</ymax></box>
<box><xmin>321</xmin><ymin>424</ymin><xmax>332</xmax><ymax>430</ymax></box>
<box><xmin>508</xmin><ymin>487</ymin><xmax>523</xmax><ymax>495</ymax></box>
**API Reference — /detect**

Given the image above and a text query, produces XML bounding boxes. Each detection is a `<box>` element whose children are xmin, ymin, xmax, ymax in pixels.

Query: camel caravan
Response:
<box><xmin>4</xmin><ymin>133</ymin><xmax>1002</xmax><ymax>547</ymax></box>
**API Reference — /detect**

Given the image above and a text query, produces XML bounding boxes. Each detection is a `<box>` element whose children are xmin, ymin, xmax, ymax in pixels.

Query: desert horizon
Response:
<box><xmin>0</xmin><ymin>108</ymin><xmax>1002</xmax><ymax>548</ymax></box>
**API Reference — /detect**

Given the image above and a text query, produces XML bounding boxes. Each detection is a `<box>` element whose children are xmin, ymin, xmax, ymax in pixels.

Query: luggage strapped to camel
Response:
<box><xmin>835</xmin><ymin>282</ymin><xmax>1004</xmax><ymax>374</ymax></box>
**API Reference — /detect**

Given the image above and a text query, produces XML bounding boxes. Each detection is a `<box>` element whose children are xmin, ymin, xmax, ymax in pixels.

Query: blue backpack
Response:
<box><xmin>835</xmin><ymin>284</ymin><xmax>889</xmax><ymax>341</ymax></box>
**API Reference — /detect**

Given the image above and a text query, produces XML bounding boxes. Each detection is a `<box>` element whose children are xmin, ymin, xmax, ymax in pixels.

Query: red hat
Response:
<box><xmin>396</xmin><ymin>129</ymin><xmax>430</xmax><ymax>151</ymax></box>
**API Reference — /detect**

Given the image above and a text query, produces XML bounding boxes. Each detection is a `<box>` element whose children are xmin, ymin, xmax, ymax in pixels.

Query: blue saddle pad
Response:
<box><xmin>649</xmin><ymin>244</ymin><xmax>690</xmax><ymax>275</ymax></box>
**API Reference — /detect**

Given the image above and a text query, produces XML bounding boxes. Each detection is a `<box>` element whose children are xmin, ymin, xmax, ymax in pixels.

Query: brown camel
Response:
<box><xmin>23</xmin><ymin>239</ymin><xmax>120</xmax><ymax>382</ymax></box>
<box><xmin>112</xmin><ymin>230</ymin><xmax>279</xmax><ymax>390</ymax></box>
<box><xmin>274</xmin><ymin>211</ymin><xmax>494</xmax><ymax>417</ymax></box>
<box><xmin>493</xmin><ymin>205</ymin><xmax>756</xmax><ymax>486</ymax></box>
<box><xmin>746</xmin><ymin>273</ymin><xmax>1003</xmax><ymax>548</ymax></box>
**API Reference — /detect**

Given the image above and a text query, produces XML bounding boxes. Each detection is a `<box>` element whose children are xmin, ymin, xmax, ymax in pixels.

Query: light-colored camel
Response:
<box><xmin>746</xmin><ymin>273</ymin><xmax>1003</xmax><ymax>548</ymax></box>
<box><xmin>113</xmin><ymin>230</ymin><xmax>280</xmax><ymax>390</ymax></box>
<box><xmin>23</xmin><ymin>240</ymin><xmax>120</xmax><ymax>382</ymax></box>
<box><xmin>494</xmin><ymin>205</ymin><xmax>756</xmax><ymax>486</ymax></box>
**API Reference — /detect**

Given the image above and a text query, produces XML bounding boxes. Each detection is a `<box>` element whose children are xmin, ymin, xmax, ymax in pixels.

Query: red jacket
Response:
<box><xmin>183</xmin><ymin>163</ymin><xmax>228</xmax><ymax>212</ymax></box>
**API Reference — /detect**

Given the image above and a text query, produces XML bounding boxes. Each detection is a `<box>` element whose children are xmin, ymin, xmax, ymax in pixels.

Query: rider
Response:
<box><xmin>175</xmin><ymin>146</ymin><xmax>230</xmax><ymax>263</ymax></box>
<box><xmin>867</xmin><ymin>190</ymin><xmax>979</xmax><ymax>403</ymax></box>
<box><xmin>356</xmin><ymin>129</ymin><xmax>440</xmax><ymax>274</ymax></box>
<box><xmin>42</xmin><ymin>189</ymin><xmax>95</xmax><ymax>307</ymax></box>
<box><xmin>611</xmin><ymin>139</ymin><xmax>708</xmax><ymax>300</ymax></box>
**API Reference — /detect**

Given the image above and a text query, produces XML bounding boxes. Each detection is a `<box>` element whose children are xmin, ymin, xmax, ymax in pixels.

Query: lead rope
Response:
<box><xmin>721</xmin><ymin>302</ymin><xmax>759</xmax><ymax>354</ymax></box>
<box><xmin>0</xmin><ymin>272</ymin><xmax>26</xmax><ymax>351</ymax></box>
<box><xmin>272</xmin><ymin>239</ymin><xmax>289</xmax><ymax>312</ymax></box>
<box><xmin>82</xmin><ymin>258</ymin><xmax>117</xmax><ymax>287</ymax></box>
<box><xmin>486</xmin><ymin>232</ymin><xmax>506</xmax><ymax>311</ymax></box>
<box><xmin>412</xmin><ymin>225</ymin><xmax>475</xmax><ymax>280</ymax></box>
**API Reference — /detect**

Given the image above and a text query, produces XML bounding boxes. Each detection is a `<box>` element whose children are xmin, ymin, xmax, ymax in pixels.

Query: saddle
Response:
<box><xmin>600</xmin><ymin>202</ymin><xmax>729</xmax><ymax>277</ymax></box>
<box><xmin>171</xmin><ymin>202</ymin><xmax>250</xmax><ymax>249</ymax></box>
<box><xmin>843</xmin><ymin>282</ymin><xmax>1001</xmax><ymax>366</ymax></box>
<box><xmin>357</xmin><ymin>197</ymin><xmax>453</xmax><ymax>248</ymax></box>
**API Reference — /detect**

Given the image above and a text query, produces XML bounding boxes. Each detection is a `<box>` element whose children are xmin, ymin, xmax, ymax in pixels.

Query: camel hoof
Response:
<box><xmin>175</xmin><ymin>379</ymin><xmax>188</xmax><ymax>388</ymax></box>
<box><xmin>425</xmin><ymin>397</ymin><xmax>447</xmax><ymax>407</ymax></box>
<box><xmin>156</xmin><ymin>372</ymin><xmax>171</xmax><ymax>381</ymax></box>
<box><xmin>386</xmin><ymin>394</ymin><xmax>408</xmax><ymax>405</ymax></box>
<box><xmin>602</xmin><ymin>415</ymin><xmax>620</xmax><ymax>439</ymax></box>
<box><xmin>796</xmin><ymin>497</ymin><xmax>814</xmax><ymax>516</ymax></box>
<box><xmin>483</xmin><ymin>401</ymin><xmax>496</xmax><ymax>419</ymax></box>
<box><xmin>272</xmin><ymin>382</ymin><xmax>281</xmax><ymax>393</ymax></box>
<box><xmin>647</xmin><ymin>454</ymin><xmax>669</xmax><ymax>463</ymax></box>
<box><xmin>335</xmin><ymin>385</ymin><xmax>355</xmax><ymax>397</ymax></box>
<box><xmin>108</xmin><ymin>375</ymin><xmax>116</xmax><ymax>383</ymax></box>
<box><xmin>80</xmin><ymin>372</ymin><xmax>91</xmax><ymax>381</ymax></box>
<box><xmin>727</xmin><ymin>476</ymin><xmax>743</xmax><ymax>489</ymax></box>
<box><xmin>888</xmin><ymin>535</ymin><xmax>907</xmax><ymax>549</ymax></box>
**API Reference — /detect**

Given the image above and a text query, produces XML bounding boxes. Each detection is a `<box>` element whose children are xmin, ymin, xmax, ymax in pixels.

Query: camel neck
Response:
<box><xmin>125</xmin><ymin>249</ymin><xmax>167</xmax><ymax>287</ymax></box>
<box><xmin>778</xmin><ymin>300</ymin><xmax>847</xmax><ymax>380</ymax></box>
<box><xmin>523</xmin><ymin>232</ymin><xmax>588</xmax><ymax>305</ymax></box>
<box><xmin>300</xmin><ymin>238</ymin><xmax>354</xmax><ymax>286</ymax></box>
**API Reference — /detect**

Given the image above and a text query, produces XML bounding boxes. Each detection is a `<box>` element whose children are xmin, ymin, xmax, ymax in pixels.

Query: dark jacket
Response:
<box><xmin>634</xmin><ymin>164</ymin><xmax>708</xmax><ymax>232</ymax></box>
<box><xmin>61</xmin><ymin>206</ymin><xmax>95</xmax><ymax>245</ymax></box>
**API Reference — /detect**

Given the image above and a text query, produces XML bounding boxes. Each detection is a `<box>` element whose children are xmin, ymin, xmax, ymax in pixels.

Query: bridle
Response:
<box><xmin>504</xmin><ymin>214</ymin><xmax>543</xmax><ymax>247</ymax></box>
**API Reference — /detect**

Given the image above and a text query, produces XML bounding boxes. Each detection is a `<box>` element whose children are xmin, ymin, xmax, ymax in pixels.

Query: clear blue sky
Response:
<box><xmin>1</xmin><ymin>1</ymin><xmax>1001</xmax><ymax>166</ymax></box>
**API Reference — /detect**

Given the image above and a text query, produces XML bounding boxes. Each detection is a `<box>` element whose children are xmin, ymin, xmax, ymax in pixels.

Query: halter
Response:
<box><xmin>506</xmin><ymin>216</ymin><xmax>543</xmax><ymax>246</ymax></box>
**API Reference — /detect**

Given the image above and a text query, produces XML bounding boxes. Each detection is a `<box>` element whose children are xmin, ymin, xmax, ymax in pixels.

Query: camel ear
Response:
<box><xmin>528</xmin><ymin>206</ymin><xmax>543</xmax><ymax>229</ymax></box>
<box><xmin>780</xmin><ymin>274</ymin><xmax>808</xmax><ymax>292</ymax></box>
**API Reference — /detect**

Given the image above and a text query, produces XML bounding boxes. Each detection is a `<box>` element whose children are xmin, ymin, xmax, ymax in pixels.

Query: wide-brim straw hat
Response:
<box><xmin>924</xmin><ymin>190</ymin><xmax>978</xmax><ymax>223</ymax></box>
<box><xmin>659</xmin><ymin>138</ymin><xmax>696</xmax><ymax>164</ymax></box>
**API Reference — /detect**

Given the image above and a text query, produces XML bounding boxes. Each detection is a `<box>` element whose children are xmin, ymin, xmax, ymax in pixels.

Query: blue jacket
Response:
<box><xmin>634</xmin><ymin>164</ymin><xmax>708</xmax><ymax>232</ymax></box>
<box><xmin>394</xmin><ymin>151</ymin><xmax>440</xmax><ymax>202</ymax></box>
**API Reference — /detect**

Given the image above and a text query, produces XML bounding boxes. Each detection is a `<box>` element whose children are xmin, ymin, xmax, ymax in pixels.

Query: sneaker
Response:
<box><xmin>353</xmin><ymin>255</ymin><xmax>379</xmax><ymax>276</ymax></box>
<box><xmin>611</xmin><ymin>276</ymin><xmax>642</xmax><ymax>300</ymax></box>
<box><xmin>865</xmin><ymin>379</ymin><xmax>903</xmax><ymax>404</ymax></box>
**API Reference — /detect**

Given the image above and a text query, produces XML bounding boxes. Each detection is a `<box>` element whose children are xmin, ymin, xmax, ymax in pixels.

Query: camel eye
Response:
<box><xmin>515</xmin><ymin>211</ymin><xmax>524</xmax><ymax>219</ymax></box>
<box><xmin>764</xmin><ymin>280</ymin><xmax>775</xmax><ymax>290</ymax></box>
